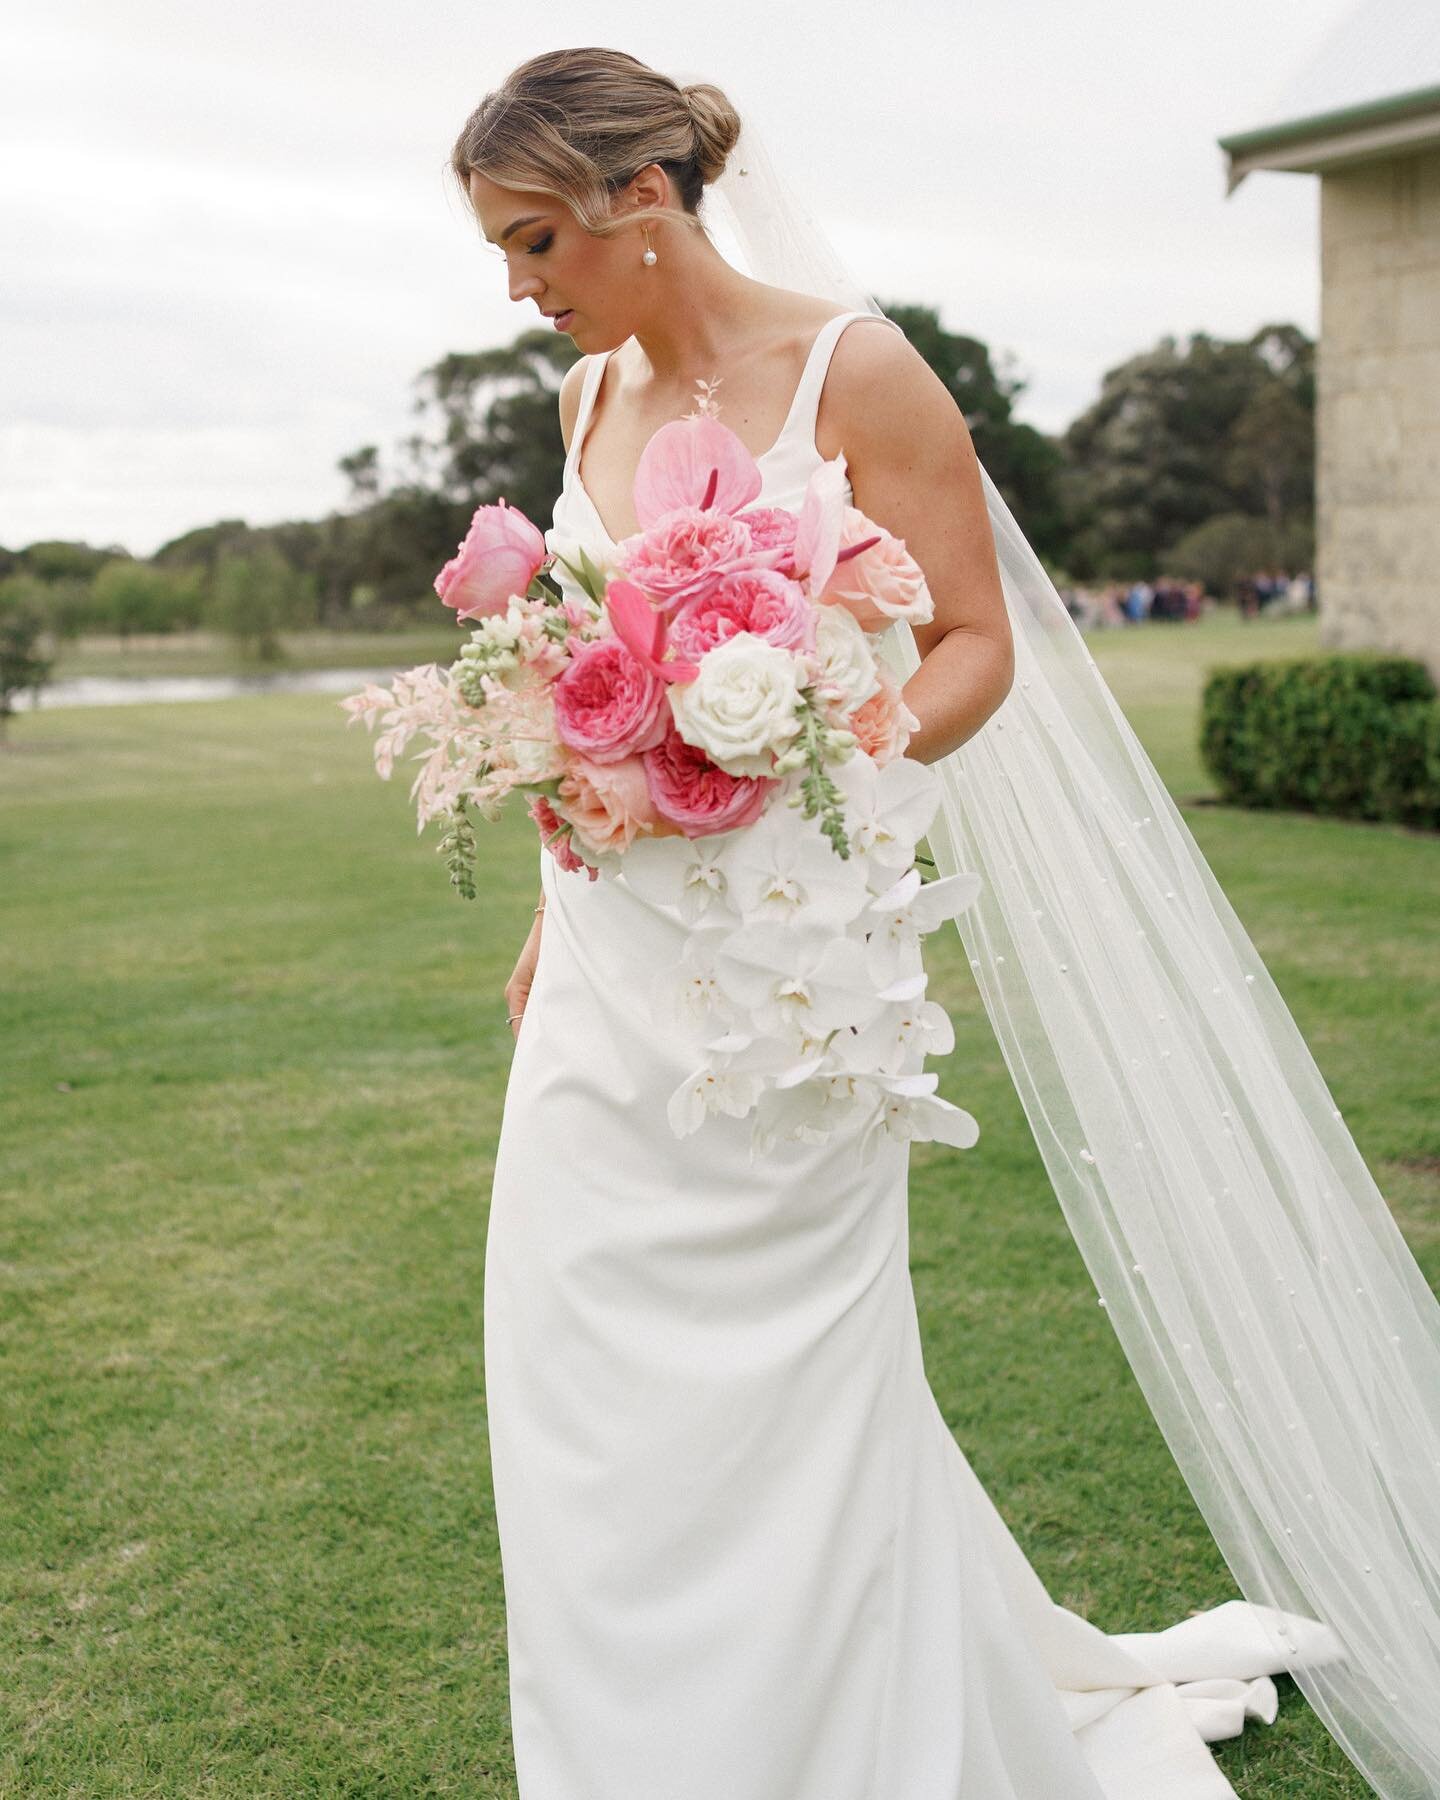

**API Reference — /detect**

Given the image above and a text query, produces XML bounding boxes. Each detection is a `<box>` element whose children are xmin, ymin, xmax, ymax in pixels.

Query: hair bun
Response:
<box><xmin>680</xmin><ymin>81</ymin><xmax>742</xmax><ymax>185</ymax></box>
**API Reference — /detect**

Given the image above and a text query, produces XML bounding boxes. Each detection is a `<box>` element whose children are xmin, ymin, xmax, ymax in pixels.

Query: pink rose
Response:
<box><xmin>528</xmin><ymin>792</ymin><xmax>599</xmax><ymax>881</ymax></box>
<box><xmin>556</xmin><ymin>755</ymin><xmax>682</xmax><ymax>857</ymax></box>
<box><xmin>848</xmin><ymin>664</ymin><xmax>918</xmax><ymax>766</ymax></box>
<box><xmin>434</xmin><ymin>497</ymin><xmax>548</xmax><ymax>622</ymax></box>
<box><xmin>552</xmin><ymin>637</ymin><xmax>670</xmax><ymax>764</ymax></box>
<box><xmin>617</xmin><ymin>507</ymin><xmax>778</xmax><ymax>614</ymax></box>
<box><xmin>814</xmin><ymin>507</ymin><xmax>936</xmax><ymax>633</ymax></box>
<box><xmin>738</xmin><ymin>505</ymin><xmax>799</xmax><ymax>574</ymax></box>
<box><xmin>642</xmin><ymin>725</ymin><xmax>777</xmax><ymax>838</ymax></box>
<box><xmin>669</xmin><ymin>568</ymin><xmax>815</xmax><ymax>662</ymax></box>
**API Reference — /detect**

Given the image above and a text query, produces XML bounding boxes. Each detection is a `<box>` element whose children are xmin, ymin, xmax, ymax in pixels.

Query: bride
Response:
<box><xmin>452</xmin><ymin>48</ymin><xmax>1440</xmax><ymax>1800</ymax></box>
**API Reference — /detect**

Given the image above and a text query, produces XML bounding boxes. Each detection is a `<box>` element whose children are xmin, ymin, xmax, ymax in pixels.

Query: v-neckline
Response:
<box><xmin>570</xmin><ymin>315</ymin><xmax>851</xmax><ymax>547</ymax></box>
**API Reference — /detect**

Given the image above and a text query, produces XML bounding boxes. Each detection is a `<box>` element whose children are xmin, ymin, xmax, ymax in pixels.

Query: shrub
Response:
<box><xmin>1200</xmin><ymin>654</ymin><xmax>1440</xmax><ymax>830</ymax></box>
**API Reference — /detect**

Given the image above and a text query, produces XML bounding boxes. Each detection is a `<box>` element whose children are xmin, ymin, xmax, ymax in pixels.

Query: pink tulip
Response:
<box><xmin>434</xmin><ymin>497</ymin><xmax>547</xmax><ymax>622</ymax></box>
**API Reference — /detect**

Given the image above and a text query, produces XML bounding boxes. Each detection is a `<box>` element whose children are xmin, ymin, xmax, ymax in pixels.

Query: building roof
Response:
<box><xmin>1218</xmin><ymin>0</ymin><xmax>1440</xmax><ymax>192</ymax></box>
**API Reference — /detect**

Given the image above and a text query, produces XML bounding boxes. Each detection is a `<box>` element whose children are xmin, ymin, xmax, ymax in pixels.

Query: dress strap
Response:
<box><xmin>568</xmin><ymin>352</ymin><xmax>613</xmax><ymax>468</ymax></box>
<box><xmin>780</xmin><ymin>311</ymin><xmax>907</xmax><ymax>452</ymax></box>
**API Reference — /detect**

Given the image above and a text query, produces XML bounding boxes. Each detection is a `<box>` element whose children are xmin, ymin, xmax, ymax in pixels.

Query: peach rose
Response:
<box><xmin>815</xmin><ymin>508</ymin><xmax>936</xmax><ymax>633</ymax></box>
<box><xmin>557</xmin><ymin>754</ymin><xmax>680</xmax><ymax>857</ymax></box>
<box><xmin>848</xmin><ymin>663</ymin><xmax>920</xmax><ymax>765</ymax></box>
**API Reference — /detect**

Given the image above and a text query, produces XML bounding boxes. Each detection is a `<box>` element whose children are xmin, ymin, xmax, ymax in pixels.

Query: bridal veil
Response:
<box><xmin>677</xmin><ymin>71</ymin><xmax>1440</xmax><ymax>1800</ymax></box>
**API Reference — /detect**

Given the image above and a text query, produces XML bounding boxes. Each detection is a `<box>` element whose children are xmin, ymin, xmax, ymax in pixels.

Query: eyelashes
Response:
<box><xmin>486</xmin><ymin>234</ymin><xmax>552</xmax><ymax>262</ymax></box>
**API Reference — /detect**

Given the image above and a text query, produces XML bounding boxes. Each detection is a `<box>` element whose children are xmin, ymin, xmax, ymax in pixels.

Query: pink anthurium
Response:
<box><xmin>791</xmin><ymin>455</ymin><xmax>851</xmax><ymax>594</ymax></box>
<box><xmin>605</xmin><ymin>579</ymin><xmax>699</xmax><ymax>685</ymax></box>
<box><xmin>633</xmin><ymin>415</ymin><xmax>763</xmax><ymax>529</ymax></box>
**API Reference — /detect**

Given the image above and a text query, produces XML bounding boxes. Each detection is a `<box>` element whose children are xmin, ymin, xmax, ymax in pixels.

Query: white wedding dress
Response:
<box><xmin>484</xmin><ymin>310</ymin><xmax>1333</xmax><ymax>1799</ymax></box>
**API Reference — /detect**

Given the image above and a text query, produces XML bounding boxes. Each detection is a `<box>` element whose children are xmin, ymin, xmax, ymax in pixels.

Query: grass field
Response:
<box><xmin>2</xmin><ymin>611</ymin><xmax>1434</xmax><ymax>1796</ymax></box>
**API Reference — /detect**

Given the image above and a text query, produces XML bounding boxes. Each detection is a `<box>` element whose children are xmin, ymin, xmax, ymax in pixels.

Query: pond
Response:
<box><xmin>12</xmin><ymin>667</ymin><xmax>401</xmax><ymax>710</ymax></box>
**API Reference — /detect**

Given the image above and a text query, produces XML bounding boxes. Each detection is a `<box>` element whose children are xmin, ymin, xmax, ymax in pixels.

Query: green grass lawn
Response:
<box><xmin>1</xmin><ymin>611</ymin><xmax>1434</xmax><ymax>1796</ymax></box>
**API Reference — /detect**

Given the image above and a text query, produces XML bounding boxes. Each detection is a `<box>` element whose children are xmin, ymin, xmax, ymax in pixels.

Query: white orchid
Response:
<box><xmin>717</xmin><ymin>794</ymin><xmax>870</xmax><ymax>932</ymax></box>
<box><xmin>829</xmin><ymin>993</ymin><xmax>956</xmax><ymax>1078</ymax></box>
<box><xmin>665</xmin><ymin>1032</ymin><xmax>812</xmax><ymax>1141</ymax></box>
<box><xmin>647</xmin><ymin>924</ymin><xmax>739</xmax><ymax>1039</ymax></box>
<box><xmin>666</xmin><ymin>1062</ymin><xmax>769</xmax><ymax>1138</ymax></box>
<box><xmin>864</xmin><ymin>865</ymin><xmax>985</xmax><ymax>983</ymax></box>
<box><xmin>621</xmin><ymin>832</ymin><xmax>732</xmax><ymax>924</ymax></box>
<box><xmin>713</xmin><ymin>927</ymin><xmax>884</xmax><ymax>1041</ymax></box>
<box><xmin>829</xmin><ymin>753</ymin><xmax>942</xmax><ymax>881</ymax></box>
<box><xmin>857</xmin><ymin>1072</ymin><xmax>981</xmax><ymax>1164</ymax></box>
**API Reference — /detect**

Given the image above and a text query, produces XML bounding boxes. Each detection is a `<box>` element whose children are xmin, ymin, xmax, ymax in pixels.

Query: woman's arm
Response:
<box><xmin>822</xmin><ymin>324</ymin><xmax>1013</xmax><ymax>766</ymax></box>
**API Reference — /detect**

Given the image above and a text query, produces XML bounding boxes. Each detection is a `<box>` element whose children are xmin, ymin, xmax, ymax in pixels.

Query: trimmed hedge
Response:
<box><xmin>1199</xmin><ymin>653</ymin><xmax>1440</xmax><ymax>830</ymax></box>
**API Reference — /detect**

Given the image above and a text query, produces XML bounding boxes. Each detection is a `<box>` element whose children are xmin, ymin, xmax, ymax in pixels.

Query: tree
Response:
<box><xmin>0</xmin><ymin>575</ymin><xmax>55</xmax><ymax>742</ymax></box>
<box><xmin>873</xmin><ymin>302</ymin><xmax>1070</xmax><ymax>561</ymax></box>
<box><xmin>1059</xmin><ymin>325</ymin><xmax>1315</xmax><ymax>580</ymax></box>
<box><xmin>206</xmin><ymin>546</ymin><xmax>317</xmax><ymax>664</ymax></box>
<box><xmin>338</xmin><ymin>446</ymin><xmax>382</xmax><ymax>509</ymax></box>
<box><xmin>91</xmin><ymin>559</ymin><xmax>204</xmax><ymax>643</ymax></box>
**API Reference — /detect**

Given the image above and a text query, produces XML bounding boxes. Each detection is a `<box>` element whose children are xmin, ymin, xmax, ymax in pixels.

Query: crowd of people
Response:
<box><xmin>1059</xmin><ymin>569</ymin><xmax>1316</xmax><ymax>630</ymax></box>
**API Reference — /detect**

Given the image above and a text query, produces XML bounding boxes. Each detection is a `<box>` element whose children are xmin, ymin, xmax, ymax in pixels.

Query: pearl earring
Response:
<box><xmin>642</xmin><ymin>225</ymin><xmax>657</xmax><ymax>267</ymax></box>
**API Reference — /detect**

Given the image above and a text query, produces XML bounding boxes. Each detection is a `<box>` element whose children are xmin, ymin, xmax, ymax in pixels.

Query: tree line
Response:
<box><xmin>0</xmin><ymin>305</ymin><xmax>1315</xmax><ymax>711</ymax></box>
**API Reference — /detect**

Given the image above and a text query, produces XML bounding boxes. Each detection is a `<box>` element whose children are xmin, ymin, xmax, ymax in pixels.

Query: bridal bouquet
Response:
<box><xmin>341</xmin><ymin>407</ymin><xmax>983</xmax><ymax>1158</ymax></box>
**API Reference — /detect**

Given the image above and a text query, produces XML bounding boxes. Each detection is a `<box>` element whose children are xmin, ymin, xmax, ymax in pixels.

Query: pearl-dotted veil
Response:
<box><xmin>678</xmin><ymin>70</ymin><xmax>1440</xmax><ymax>1799</ymax></box>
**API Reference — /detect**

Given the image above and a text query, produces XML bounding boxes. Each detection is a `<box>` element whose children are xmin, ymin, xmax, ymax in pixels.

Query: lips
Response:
<box><xmin>544</xmin><ymin>309</ymin><xmax>575</xmax><ymax>329</ymax></box>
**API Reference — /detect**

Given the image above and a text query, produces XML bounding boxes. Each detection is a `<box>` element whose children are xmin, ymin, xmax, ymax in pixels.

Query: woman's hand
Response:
<box><xmin>505</xmin><ymin>904</ymin><xmax>545</xmax><ymax>1039</ymax></box>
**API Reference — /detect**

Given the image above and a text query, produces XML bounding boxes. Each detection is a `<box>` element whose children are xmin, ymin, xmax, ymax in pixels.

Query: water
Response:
<box><xmin>11</xmin><ymin>667</ymin><xmax>407</xmax><ymax>711</ymax></box>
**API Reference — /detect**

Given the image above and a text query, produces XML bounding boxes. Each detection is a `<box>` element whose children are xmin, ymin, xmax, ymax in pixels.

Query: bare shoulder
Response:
<box><xmin>818</xmin><ymin>316</ymin><xmax>976</xmax><ymax>473</ymax></box>
<box><xmin>558</xmin><ymin>355</ymin><xmax>591</xmax><ymax>456</ymax></box>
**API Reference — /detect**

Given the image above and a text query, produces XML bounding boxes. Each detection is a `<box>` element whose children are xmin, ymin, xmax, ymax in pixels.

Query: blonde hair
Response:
<box><xmin>449</xmin><ymin>48</ymin><xmax>741</xmax><ymax>243</ymax></box>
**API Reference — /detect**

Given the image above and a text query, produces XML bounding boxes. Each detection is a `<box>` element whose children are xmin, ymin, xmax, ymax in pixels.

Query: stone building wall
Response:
<box><xmin>1317</xmin><ymin>144</ymin><xmax>1440</xmax><ymax>681</ymax></box>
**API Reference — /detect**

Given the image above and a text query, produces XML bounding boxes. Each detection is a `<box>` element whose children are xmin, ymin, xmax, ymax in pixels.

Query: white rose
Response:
<box><xmin>668</xmin><ymin>632</ymin><xmax>805</xmax><ymax>778</ymax></box>
<box><xmin>811</xmin><ymin>605</ymin><xmax>881</xmax><ymax>714</ymax></box>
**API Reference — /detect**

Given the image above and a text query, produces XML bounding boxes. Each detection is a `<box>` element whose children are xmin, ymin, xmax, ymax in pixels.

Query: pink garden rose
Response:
<box><xmin>527</xmin><ymin>793</ymin><xmax>598</xmax><ymax>881</ymax></box>
<box><xmin>434</xmin><ymin>497</ymin><xmax>547</xmax><ymax>622</ymax></box>
<box><xmin>738</xmin><ymin>505</ymin><xmax>799</xmax><ymax>573</ymax></box>
<box><xmin>848</xmin><ymin>663</ymin><xmax>919</xmax><ymax>766</ymax></box>
<box><xmin>668</xmin><ymin>568</ymin><xmax>815</xmax><ymax>662</ymax></box>
<box><xmin>551</xmin><ymin>636</ymin><xmax>670</xmax><ymax>764</ymax></box>
<box><xmin>617</xmin><ymin>508</ymin><xmax>781</xmax><ymax>614</ymax></box>
<box><xmin>813</xmin><ymin>506</ymin><xmax>936</xmax><ymax>633</ymax></box>
<box><xmin>642</xmin><ymin>725</ymin><xmax>777</xmax><ymax>838</ymax></box>
<box><xmin>556</xmin><ymin>754</ymin><xmax>681</xmax><ymax>858</ymax></box>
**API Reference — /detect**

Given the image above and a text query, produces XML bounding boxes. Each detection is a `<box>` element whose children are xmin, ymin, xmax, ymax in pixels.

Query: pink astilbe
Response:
<box><xmin>341</xmin><ymin>662</ymin><xmax>546</xmax><ymax>831</ymax></box>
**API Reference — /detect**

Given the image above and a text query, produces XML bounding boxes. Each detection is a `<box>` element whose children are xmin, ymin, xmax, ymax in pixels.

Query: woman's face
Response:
<box><xmin>467</xmin><ymin>170</ymin><xmax>640</xmax><ymax>349</ymax></box>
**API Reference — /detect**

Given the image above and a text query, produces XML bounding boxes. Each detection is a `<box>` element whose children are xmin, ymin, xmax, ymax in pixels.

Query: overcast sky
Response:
<box><xmin>2</xmin><ymin>0</ymin><xmax>1360</xmax><ymax>558</ymax></box>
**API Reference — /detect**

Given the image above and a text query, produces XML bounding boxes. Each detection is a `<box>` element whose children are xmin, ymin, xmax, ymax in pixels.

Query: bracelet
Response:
<box><xmin>534</xmin><ymin>903</ymin><xmax>546</xmax><ymax>915</ymax></box>
<box><xmin>507</xmin><ymin>1012</ymin><xmax>524</xmax><ymax>1024</ymax></box>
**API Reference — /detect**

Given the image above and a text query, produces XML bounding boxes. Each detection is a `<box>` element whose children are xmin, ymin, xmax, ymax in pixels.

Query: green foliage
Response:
<box><xmin>1061</xmin><ymin>323</ymin><xmax>1315</xmax><ymax>581</ymax></box>
<box><xmin>877</xmin><ymin>301</ymin><xmax>1070</xmax><ymax>561</ymax></box>
<box><xmin>206</xmin><ymin>545</ymin><xmax>319</xmax><ymax>664</ymax></box>
<box><xmin>1200</xmin><ymin>654</ymin><xmax>1440</xmax><ymax>830</ymax></box>
<box><xmin>91</xmin><ymin>557</ymin><xmax>205</xmax><ymax>639</ymax></box>
<box><xmin>13</xmin><ymin>539</ymin><xmax>118</xmax><ymax>584</ymax></box>
<box><xmin>0</xmin><ymin>574</ymin><xmax>55</xmax><ymax>732</ymax></box>
<box><xmin>1168</xmin><ymin>512</ymin><xmax>1312</xmax><ymax>596</ymax></box>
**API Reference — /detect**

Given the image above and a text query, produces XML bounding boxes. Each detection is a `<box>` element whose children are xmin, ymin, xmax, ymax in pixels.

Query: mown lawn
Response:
<box><xmin>1</xmin><ymin>610</ymin><xmax>1434</xmax><ymax>1796</ymax></box>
